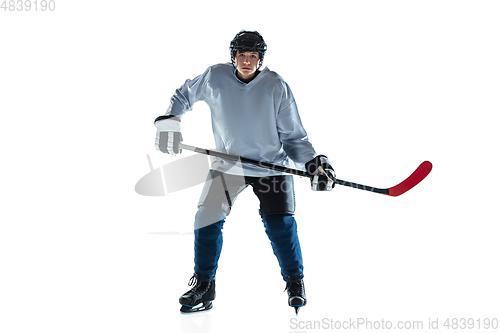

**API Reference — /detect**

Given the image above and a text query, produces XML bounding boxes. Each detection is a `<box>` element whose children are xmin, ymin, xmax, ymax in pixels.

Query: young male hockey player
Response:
<box><xmin>154</xmin><ymin>30</ymin><xmax>335</xmax><ymax>315</ymax></box>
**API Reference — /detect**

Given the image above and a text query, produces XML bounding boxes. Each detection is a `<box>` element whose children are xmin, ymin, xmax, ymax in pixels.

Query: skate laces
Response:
<box><xmin>188</xmin><ymin>274</ymin><xmax>198</xmax><ymax>287</ymax></box>
<box><xmin>285</xmin><ymin>279</ymin><xmax>304</xmax><ymax>294</ymax></box>
<box><xmin>186</xmin><ymin>274</ymin><xmax>209</xmax><ymax>296</ymax></box>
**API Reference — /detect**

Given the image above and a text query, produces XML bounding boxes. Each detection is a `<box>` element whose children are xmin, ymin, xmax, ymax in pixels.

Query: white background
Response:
<box><xmin>1</xmin><ymin>1</ymin><xmax>499</xmax><ymax>332</ymax></box>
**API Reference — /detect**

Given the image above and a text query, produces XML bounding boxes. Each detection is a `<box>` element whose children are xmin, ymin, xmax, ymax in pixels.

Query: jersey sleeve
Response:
<box><xmin>165</xmin><ymin>66</ymin><xmax>212</xmax><ymax>117</ymax></box>
<box><xmin>276</xmin><ymin>82</ymin><xmax>317</xmax><ymax>167</ymax></box>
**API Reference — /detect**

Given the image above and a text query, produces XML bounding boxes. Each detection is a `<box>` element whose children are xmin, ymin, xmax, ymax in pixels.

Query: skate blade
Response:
<box><xmin>180</xmin><ymin>301</ymin><xmax>213</xmax><ymax>314</ymax></box>
<box><xmin>291</xmin><ymin>305</ymin><xmax>304</xmax><ymax>315</ymax></box>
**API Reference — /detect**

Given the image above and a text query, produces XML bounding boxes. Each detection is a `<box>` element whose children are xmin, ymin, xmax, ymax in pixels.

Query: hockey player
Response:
<box><xmin>155</xmin><ymin>30</ymin><xmax>335</xmax><ymax>315</ymax></box>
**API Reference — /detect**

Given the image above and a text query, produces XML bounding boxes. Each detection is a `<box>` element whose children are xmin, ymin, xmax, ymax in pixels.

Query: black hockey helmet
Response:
<box><xmin>230</xmin><ymin>30</ymin><xmax>267</xmax><ymax>62</ymax></box>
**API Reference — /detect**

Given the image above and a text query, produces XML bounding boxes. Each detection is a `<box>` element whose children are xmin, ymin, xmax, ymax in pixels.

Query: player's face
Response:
<box><xmin>233</xmin><ymin>51</ymin><xmax>261</xmax><ymax>81</ymax></box>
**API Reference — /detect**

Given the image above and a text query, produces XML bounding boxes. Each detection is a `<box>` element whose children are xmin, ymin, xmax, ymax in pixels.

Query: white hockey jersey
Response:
<box><xmin>166</xmin><ymin>62</ymin><xmax>317</xmax><ymax>177</ymax></box>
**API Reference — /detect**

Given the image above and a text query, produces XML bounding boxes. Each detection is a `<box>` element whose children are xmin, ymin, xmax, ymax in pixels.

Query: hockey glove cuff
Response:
<box><xmin>305</xmin><ymin>155</ymin><xmax>336</xmax><ymax>191</ymax></box>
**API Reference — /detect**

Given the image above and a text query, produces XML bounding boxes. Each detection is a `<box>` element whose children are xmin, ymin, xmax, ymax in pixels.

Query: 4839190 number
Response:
<box><xmin>1</xmin><ymin>0</ymin><xmax>55</xmax><ymax>11</ymax></box>
<box><xmin>443</xmin><ymin>318</ymin><xmax>499</xmax><ymax>330</ymax></box>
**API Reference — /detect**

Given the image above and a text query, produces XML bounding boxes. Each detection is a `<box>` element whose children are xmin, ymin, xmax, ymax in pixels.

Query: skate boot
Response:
<box><xmin>179</xmin><ymin>274</ymin><xmax>216</xmax><ymax>314</ymax></box>
<box><xmin>285</xmin><ymin>278</ymin><xmax>306</xmax><ymax>315</ymax></box>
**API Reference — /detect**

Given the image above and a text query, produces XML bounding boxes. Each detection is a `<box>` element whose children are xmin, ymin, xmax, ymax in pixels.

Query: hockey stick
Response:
<box><xmin>178</xmin><ymin>143</ymin><xmax>432</xmax><ymax>197</ymax></box>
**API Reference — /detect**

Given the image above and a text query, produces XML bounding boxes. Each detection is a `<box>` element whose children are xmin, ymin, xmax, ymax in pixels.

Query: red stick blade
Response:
<box><xmin>387</xmin><ymin>161</ymin><xmax>432</xmax><ymax>197</ymax></box>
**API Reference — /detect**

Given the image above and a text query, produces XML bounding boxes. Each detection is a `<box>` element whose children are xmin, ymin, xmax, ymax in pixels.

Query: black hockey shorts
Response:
<box><xmin>198</xmin><ymin>170</ymin><xmax>296</xmax><ymax>216</ymax></box>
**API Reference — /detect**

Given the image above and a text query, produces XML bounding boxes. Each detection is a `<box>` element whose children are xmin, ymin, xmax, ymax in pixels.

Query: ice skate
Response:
<box><xmin>179</xmin><ymin>274</ymin><xmax>215</xmax><ymax>314</ymax></box>
<box><xmin>286</xmin><ymin>278</ymin><xmax>306</xmax><ymax>315</ymax></box>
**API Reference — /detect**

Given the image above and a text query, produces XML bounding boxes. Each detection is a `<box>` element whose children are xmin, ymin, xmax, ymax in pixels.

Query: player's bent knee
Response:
<box><xmin>261</xmin><ymin>214</ymin><xmax>296</xmax><ymax>231</ymax></box>
<box><xmin>195</xmin><ymin>206</ymin><xmax>227</xmax><ymax>230</ymax></box>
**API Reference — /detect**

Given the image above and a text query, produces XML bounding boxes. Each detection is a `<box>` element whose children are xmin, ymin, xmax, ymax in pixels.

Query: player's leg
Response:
<box><xmin>179</xmin><ymin>171</ymin><xmax>247</xmax><ymax>313</ymax></box>
<box><xmin>251</xmin><ymin>175</ymin><xmax>307</xmax><ymax>313</ymax></box>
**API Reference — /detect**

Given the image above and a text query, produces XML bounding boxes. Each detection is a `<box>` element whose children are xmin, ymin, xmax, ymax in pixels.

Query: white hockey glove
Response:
<box><xmin>154</xmin><ymin>115</ymin><xmax>183</xmax><ymax>156</ymax></box>
<box><xmin>305</xmin><ymin>155</ymin><xmax>336</xmax><ymax>191</ymax></box>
